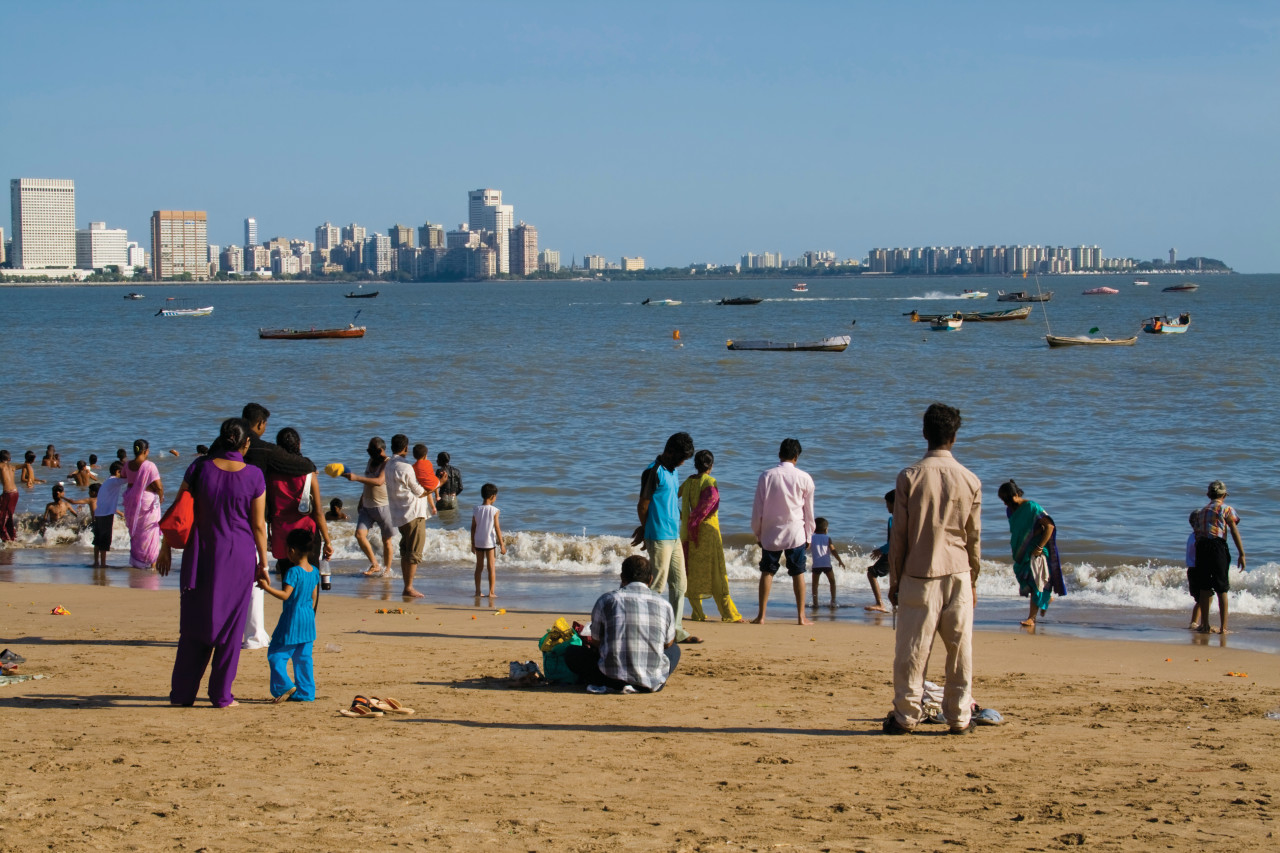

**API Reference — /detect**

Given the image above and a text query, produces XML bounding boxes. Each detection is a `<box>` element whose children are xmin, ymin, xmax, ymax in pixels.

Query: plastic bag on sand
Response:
<box><xmin>509</xmin><ymin>660</ymin><xmax>545</xmax><ymax>687</ymax></box>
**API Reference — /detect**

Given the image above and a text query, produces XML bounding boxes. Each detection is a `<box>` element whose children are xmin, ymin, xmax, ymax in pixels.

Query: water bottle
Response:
<box><xmin>319</xmin><ymin>553</ymin><xmax>332</xmax><ymax>591</ymax></box>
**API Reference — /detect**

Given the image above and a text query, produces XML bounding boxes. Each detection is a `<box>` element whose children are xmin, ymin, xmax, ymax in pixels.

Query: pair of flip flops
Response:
<box><xmin>337</xmin><ymin>695</ymin><xmax>414</xmax><ymax>718</ymax></box>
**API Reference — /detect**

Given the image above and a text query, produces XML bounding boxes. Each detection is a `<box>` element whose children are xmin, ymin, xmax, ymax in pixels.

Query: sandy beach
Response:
<box><xmin>0</xmin><ymin>582</ymin><xmax>1275</xmax><ymax>851</ymax></box>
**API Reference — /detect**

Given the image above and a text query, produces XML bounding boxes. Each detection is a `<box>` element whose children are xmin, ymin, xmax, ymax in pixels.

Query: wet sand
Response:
<box><xmin>1</xmin><ymin>582</ymin><xmax>1276</xmax><ymax>851</ymax></box>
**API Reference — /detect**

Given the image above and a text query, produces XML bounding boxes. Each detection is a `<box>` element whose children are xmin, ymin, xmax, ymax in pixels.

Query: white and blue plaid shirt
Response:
<box><xmin>591</xmin><ymin>582</ymin><xmax>676</xmax><ymax>691</ymax></box>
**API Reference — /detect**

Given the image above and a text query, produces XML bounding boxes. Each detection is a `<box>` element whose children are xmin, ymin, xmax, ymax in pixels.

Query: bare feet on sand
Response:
<box><xmin>865</xmin><ymin>605</ymin><xmax>889</xmax><ymax>613</ymax></box>
<box><xmin>1020</xmin><ymin>618</ymin><xmax>1037</xmax><ymax>627</ymax></box>
<box><xmin>749</xmin><ymin>615</ymin><xmax>765</xmax><ymax>624</ymax></box>
<box><xmin>403</xmin><ymin>587</ymin><xmax>425</xmax><ymax>599</ymax></box>
<box><xmin>361</xmin><ymin>566</ymin><xmax>382</xmax><ymax>577</ymax></box>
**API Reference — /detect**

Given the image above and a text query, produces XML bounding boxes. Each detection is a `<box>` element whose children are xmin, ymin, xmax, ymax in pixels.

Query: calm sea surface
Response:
<box><xmin>2</xmin><ymin>275</ymin><xmax>1277</xmax><ymax>650</ymax></box>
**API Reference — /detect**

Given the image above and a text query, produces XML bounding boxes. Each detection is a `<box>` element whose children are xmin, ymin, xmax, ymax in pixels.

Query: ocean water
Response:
<box><xmin>2</xmin><ymin>275</ymin><xmax>1276</xmax><ymax>650</ymax></box>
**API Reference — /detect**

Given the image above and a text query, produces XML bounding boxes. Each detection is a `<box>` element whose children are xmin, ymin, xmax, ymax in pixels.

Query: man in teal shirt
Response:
<box><xmin>635</xmin><ymin>432</ymin><xmax>700</xmax><ymax>644</ymax></box>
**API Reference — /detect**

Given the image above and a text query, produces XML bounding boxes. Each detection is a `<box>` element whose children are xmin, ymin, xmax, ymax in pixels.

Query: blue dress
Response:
<box><xmin>272</xmin><ymin>564</ymin><xmax>318</xmax><ymax>645</ymax></box>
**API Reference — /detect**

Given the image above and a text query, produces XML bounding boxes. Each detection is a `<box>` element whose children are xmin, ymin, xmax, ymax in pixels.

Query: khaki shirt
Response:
<box><xmin>889</xmin><ymin>449</ymin><xmax>982</xmax><ymax>581</ymax></box>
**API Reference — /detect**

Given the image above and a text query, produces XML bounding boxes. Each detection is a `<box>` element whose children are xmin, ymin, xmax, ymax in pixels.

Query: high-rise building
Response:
<box><xmin>538</xmin><ymin>249</ymin><xmax>560</xmax><ymax>272</ymax></box>
<box><xmin>150</xmin><ymin>210</ymin><xmax>209</xmax><ymax>280</ymax></box>
<box><xmin>365</xmin><ymin>233</ymin><xmax>393</xmax><ymax>274</ymax></box>
<box><xmin>469</xmin><ymin>189</ymin><xmax>514</xmax><ymax>274</ymax></box>
<box><xmin>75</xmin><ymin>221</ymin><xmax>129</xmax><ymax>270</ymax></box>
<box><xmin>341</xmin><ymin>223</ymin><xmax>366</xmax><ymax>244</ymax></box>
<box><xmin>244</xmin><ymin>217</ymin><xmax>257</xmax><ymax>248</ymax></box>
<box><xmin>126</xmin><ymin>241</ymin><xmax>148</xmax><ymax>273</ymax></box>
<box><xmin>419</xmin><ymin>222</ymin><xmax>444</xmax><ymax>249</ymax></box>
<box><xmin>447</xmin><ymin>225</ymin><xmax>481</xmax><ymax>249</ymax></box>
<box><xmin>508</xmin><ymin>222</ymin><xmax>538</xmax><ymax>276</ymax></box>
<box><xmin>621</xmin><ymin>256</ymin><xmax>645</xmax><ymax>271</ymax></box>
<box><xmin>315</xmin><ymin>222</ymin><xmax>340</xmax><ymax>251</ymax></box>
<box><xmin>220</xmin><ymin>244</ymin><xmax>244</xmax><ymax>273</ymax></box>
<box><xmin>389</xmin><ymin>224</ymin><xmax>414</xmax><ymax>249</ymax></box>
<box><xmin>246</xmin><ymin>245</ymin><xmax>270</xmax><ymax>273</ymax></box>
<box><xmin>1169</xmin><ymin>247</ymin><xmax>1177</xmax><ymax>266</ymax></box>
<box><xmin>0</xmin><ymin>226</ymin><xmax>6</xmax><ymax>266</ymax></box>
<box><xmin>584</xmin><ymin>254</ymin><xmax>606</xmax><ymax>271</ymax></box>
<box><xmin>10</xmin><ymin>178</ymin><xmax>76</xmax><ymax>269</ymax></box>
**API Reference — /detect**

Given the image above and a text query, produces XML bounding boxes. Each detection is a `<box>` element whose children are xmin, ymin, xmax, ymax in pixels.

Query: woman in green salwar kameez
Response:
<box><xmin>998</xmin><ymin>480</ymin><xmax>1061</xmax><ymax>627</ymax></box>
<box><xmin>679</xmin><ymin>450</ymin><xmax>743</xmax><ymax>623</ymax></box>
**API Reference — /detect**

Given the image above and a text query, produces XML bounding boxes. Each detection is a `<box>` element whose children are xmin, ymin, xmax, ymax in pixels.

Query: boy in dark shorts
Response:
<box><xmin>865</xmin><ymin>489</ymin><xmax>894</xmax><ymax>613</ymax></box>
<box><xmin>89</xmin><ymin>462</ymin><xmax>128</xmax><ymax>567</ymax></box>
<box><xmin>1184</xmin><ymin>510</ymin><xmax>1202</xmax><ymax>630</ymax></box>
<box><xmin>1191</xmin><ymin>480</ymin><xmax>1244</xmax><ymax>635</ymax></box>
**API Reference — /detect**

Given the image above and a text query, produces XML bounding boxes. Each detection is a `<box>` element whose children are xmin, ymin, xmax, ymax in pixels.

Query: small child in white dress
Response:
<box><xmin>471</xmin><ymin>483</ymin><xmax>506</xmax><ymax>598</ymax></box>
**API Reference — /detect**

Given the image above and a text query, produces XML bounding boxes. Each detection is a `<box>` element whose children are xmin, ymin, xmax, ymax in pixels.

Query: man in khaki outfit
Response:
<box><xmin>883</xmin><ymin>403</ymin><xmax>982</xmax><ymax>735</ymax></box>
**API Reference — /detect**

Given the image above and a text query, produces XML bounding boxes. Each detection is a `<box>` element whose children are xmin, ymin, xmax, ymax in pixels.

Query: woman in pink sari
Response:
<box><xmin>123</xmin><ymin>438</ymin><xmax>164</xmax><ymax>569</ymax></box>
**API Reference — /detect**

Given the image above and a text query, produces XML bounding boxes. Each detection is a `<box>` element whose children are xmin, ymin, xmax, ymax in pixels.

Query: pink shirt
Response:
<box><xmin>751</xmin><ymin>461</ymin><xmax>816</xmax><ymax>551</ymax></box>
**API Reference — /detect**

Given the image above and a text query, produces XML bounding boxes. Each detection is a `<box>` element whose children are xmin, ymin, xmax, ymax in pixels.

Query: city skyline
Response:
<box><xmin>2</xmin><ymin>3</ymin><xmax>1277</xmax><ymax>271</ymax></box>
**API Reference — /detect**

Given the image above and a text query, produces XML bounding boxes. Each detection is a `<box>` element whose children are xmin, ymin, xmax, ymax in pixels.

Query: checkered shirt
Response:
<box><xmin>1194</xmin><ymin>501</ymin><xmax>1239</xmax><ymax>541</ymax></box>
<box><xmin>591</xmin><ymin>582</ymin><xmax>676</xmax><ymax>692</ymax></box>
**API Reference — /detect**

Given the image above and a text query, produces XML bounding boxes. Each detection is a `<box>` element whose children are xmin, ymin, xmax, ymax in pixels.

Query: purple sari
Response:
<box><xmin>123</xmin><ymin>459</ymin><xmax>161</xmax><ymax>569</ymax></box>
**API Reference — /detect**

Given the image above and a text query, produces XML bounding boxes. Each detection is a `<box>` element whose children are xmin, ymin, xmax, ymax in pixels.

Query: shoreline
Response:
<box><xmin>1</xmin><ymin>581</ymin><xmax>1276</xmax><ymax>850</ymax></box>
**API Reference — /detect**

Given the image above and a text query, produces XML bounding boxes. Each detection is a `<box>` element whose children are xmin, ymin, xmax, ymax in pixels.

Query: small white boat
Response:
<box><xmin>790</xmin><ymin>282</ymin><xmax>808</xmax><ymax>292</ymax></box>
<box><xmin>1132</xmin><ymin>278</ymin><xmax>1150</xmax><ymax>286</ymax></box>
<box><xmin>957</xmin><ymin>289</ymin><xmax>988</xmax><ymax>299</ymax></box>
<box><xmin>641</xmin><ymin>298</ymin><xmax>681</xmax><ymax>306</ymax></box>
<box><xmin>1142</xmin><ymin>313</ymin><xmax>1191</xmax><ymax>335</ymax></box>
<box><xmin>930</xmin><ymin>313</ymin><xmax>963</xmax><ymax>331</ymax></box>
<box><xmin>156</xmin><ymin>305</ymin><xmax>214</xmax><ymax>317</ymax></box>
<box><xmin>1082</xmin><ymin>286</ymin><xmax>1119</xmax><ymax>295</ymax></box>
<box><xmin>727</xmin><ymin>335</ymin><xmax>849</xmax><ymax>352</ymax></box>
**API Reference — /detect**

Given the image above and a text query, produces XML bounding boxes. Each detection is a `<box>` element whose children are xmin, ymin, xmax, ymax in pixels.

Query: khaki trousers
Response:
<box><xmin>646</xmin><ymin>538</ymin><xmax>690</xmax><ymax>642</ymax></box>
<box><xmin>892</xmin><ymin>573</ymin><xmax>973</xmax><ymax>728</ymax></box>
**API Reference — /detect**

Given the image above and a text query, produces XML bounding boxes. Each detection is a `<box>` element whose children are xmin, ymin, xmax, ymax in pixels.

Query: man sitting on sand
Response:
<box><xmin>565</xmin><ymin>555</ymin><xmax>680</xmax><ymax>693</ymax></box>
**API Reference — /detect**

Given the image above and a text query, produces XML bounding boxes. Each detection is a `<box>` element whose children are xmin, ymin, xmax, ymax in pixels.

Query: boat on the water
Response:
<box><xmin>996</xmin><ymin>290</ymin><xmax>1052</xmax><ymax>302</ymax></box>
<box><xmin>344</xmin><ymin>290</ymin><xmax>379</xmax><ymax>299</ymax></box>
<box><xmin>641</xmin><ymin>298</ymin><xmax>681</xmax><ymax>306</ymax></box>
<box><xmin>790</xmin><ymin>283</ymin><xmax>808</xmax><ymax>293</ymax></box>
<box><xmin>957</xmin><ymin>289</ymin><xmax>988</xmax><ymax>299</ymax></box>
<box><xmin>156</xmin><ymin>305</ymin><xmax>213</xmax><ymax>317</ymax></box>
<box><xmin>1133</xmin><ymin>278</ymin><xmax>1150</xmax><ymax>286</ymax></box>
<box><xmin>930</xmin><ymin>313</ymin><xmax>963</xmax><ymax>331</ymax></box>
<box><xmin>1082</xmin><ymin>286</ymin><xmax>1119</xmax><ymax>295</ymax></box>
<box><xmin>259</xmin><ymin>325</ymin><xmax>366</xmax><ymax>340</ymax></box>
<box><xmin>123</xmin><ymin>292</ymin><xmax>145</xmax><ymax>300</ymax></box>
<box><xmin>1142</xmin><ymin>313</ymin><xmax>1191</xmax><ymax>335</ymax></box>
<box><xmin>727</xmin><ymin>335</ymin><xmax>849</xmax><ymax>352</ymax></box>
<box><xmin>907</xmin><ymin>307</ymin><xmax>1031</xmax><ymax>323</ymax></box>
<box><xmin>1162</xmin><ymin>282</ymin><xmax>1199</xmax><ymax>292</ymax></box>
<box><xmin>1046</xmin><ymin>334</ymin><xmax>1137</xmax><ymax>348</ymax></box>
<box><xmin>718</xmin><ymin>296</ymin><xmax>763</xmax><ymax>305</ymax></box>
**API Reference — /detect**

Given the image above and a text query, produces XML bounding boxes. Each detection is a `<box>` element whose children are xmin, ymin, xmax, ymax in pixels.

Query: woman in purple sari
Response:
<box><xmin>122</xmin><ymin>439</ymin><xmax>163</xmax><ymax>569</ymax></box>
<box><xmin>158</xmin><ymin>418</ymin><xmax>269</xmax><ymax>708</ymax></box>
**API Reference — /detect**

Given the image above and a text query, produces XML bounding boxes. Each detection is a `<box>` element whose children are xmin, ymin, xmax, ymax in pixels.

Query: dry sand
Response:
<box><xmin>0</xmin><ymin>582</ymin><xmax>1276</xmax><ymax>851</ymax></box>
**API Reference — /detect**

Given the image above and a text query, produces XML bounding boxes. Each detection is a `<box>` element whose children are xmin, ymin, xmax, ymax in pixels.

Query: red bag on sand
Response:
<box><xmin>159</xmin><ymin>491</ymin><xmax>194</xmax><ymax>548</ymax></box>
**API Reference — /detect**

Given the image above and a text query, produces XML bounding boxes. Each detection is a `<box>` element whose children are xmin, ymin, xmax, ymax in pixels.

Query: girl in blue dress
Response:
<box><xmin>259</xmin><ymin>527</ymin><xmax>319</xmax><ymax>702</ymax></box>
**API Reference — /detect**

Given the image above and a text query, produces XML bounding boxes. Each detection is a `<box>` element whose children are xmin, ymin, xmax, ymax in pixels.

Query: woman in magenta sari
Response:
<box><xmin>122</xmin><ymin>438</ymin><xmax>163</xmax><ymax>569</ymax></box>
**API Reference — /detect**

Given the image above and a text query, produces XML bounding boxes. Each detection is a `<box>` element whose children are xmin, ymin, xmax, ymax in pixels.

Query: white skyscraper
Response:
<box><xmin>244</xmin><ymin>217</ymin><xmax>258</xmax><ymax>248</ymax></box>
<box><xmin>468</xmin><ymin>188</ymin><xmax>502</xmax><ymax>231</ymax></box>
<box><xmin>75</xmin><ymin>221</ymin><xmax>130</xmax><ymax>270</ymax></box>
<box><xmin>10</xmin><ymin>178</ymin><xmax>76</xmax><ymax>269</ymax></box>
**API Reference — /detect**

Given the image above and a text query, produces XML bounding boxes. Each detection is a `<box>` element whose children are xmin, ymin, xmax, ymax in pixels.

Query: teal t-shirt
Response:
<box><xmin>271</xmin><ymin>564</ymin><xmax>317</xmax><ymax>645</ymax></box>
<box><xmin>643</xmin><ymin>460</ymin><xmax>680</xmax><ymax>541</ymax></box>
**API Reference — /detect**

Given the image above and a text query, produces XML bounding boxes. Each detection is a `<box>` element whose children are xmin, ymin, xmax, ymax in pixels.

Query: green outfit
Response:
<box><xmin>678</xmin><ymin>473</ymin><xmax>742</xmax><ymax>622</ymax></box>
<box><xmin>1008</xmin><ymin>498</ymin><xmax>1053</xmax><ymax>612</ymax></box>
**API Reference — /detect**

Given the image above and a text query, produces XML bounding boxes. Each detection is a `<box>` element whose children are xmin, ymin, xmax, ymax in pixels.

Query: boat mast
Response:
<box><xmin>1033</xmin><ymin>274</ymin><xmax>1052</xmax><ymax>336</ymax></box>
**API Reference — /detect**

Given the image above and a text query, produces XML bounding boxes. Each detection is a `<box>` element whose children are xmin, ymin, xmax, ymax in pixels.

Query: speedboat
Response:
<box><xmin>1162</xmin><ymin>282</ymin><xmax>1199</xmax><ymax>292</ymax></box>
<box><xmin>1142</xmin><ymin>313</ymin><xmax>1191</xmax><ymax>334</ymax></box>
<box><xmin>718</xmin><ymin>296</ymin><xmax>763</xmax><ymax>305</ymax></box>
<box><xmin>123</xmin><ymin>292</ymin><xmax>145</xmax><ymax>300</ymax></box>
<box><xmin>1132</xmin><ymin>279</ymin><xmax>1150</xmax><ymax>286</ymax></box>
<box><xmin>641</xmin><ymin>298</ymin><xmax>681</xmax><ymax>306</ymax></box>
<box><xmin>957</xmin><ymin>290</ymin><xmax>988</xmax><ymax>299</ymax></box>
<box><xmin>790</xmin><ymin>283</ymin><xmax>808</xmax><ymax>292</ymax></box>
<box><xmin>1082</xmin><ymin>286</ymin><xmax>1119</xmax><ymax>295</ymax></box>
<box><xmin>156</xmin><ymin>304</ymin><xmax>213</xmax><ymax>317</ymax></box>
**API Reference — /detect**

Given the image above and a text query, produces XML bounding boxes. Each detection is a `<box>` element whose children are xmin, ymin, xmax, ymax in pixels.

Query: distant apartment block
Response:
<box><xmin>315</xmin><ymin>222</ymin><xmax>340</xmax><ymax>251</ymax></box>
<box><xmin>538</xmin><ymin>249</ymin><xmax>560</xmax><ymax>272</ymax></box>
<box><xmin>127</xmin><ymin>241</ymin><xmax>148</xmax><ymax>273</ymax></box>
<box><xmin>341</xmin><ymin>223</ymin><xmax>366</xmax><ymax>244</ymax></box>
<box><xmin>584</xmin><ymin>254</ymin><xmax>606</xmax><ymax>271</ymax></box>
<box><xmin>621</xmin><ymin>256</ymin><xmax>645</xmax><ymax>271</ymax></box>
<box><xmin>150</xmin><ymin>210</ymin><xmax>208</xmax><ymax>280</ymax></box>
<box><xmin>864</xmin><ymin>244</ymin><xmax>1128</xmax><ymax>274</ymax></box>
<box><xmin>220</xmin><ymin>244</ymin><xmax>244</xmax><ymax>273</ymax></box>
<box><xmin>244</xmin><ymin>217</ymin><xmax>258</xmax><ymax>248</ymax></box>
<box><xmin>741</xmin><ymin>252</ymin><xmax>781</xmax><ymax>269</ymax></box>
<box><xmin>389</xmin><ymin>224</ymin><xmax>414</xmax><ymax>249</ymax></box>
<box><xmin>509</xmin><ymin>222</ymin><xmax>538</xmax><ymax>276</ymax></box>
<box><xmin>10</xmin><ymin>178</ymin><xmax>76</xmax><ymax>269</ymax></box>
<box><xmin>419</xmin><ymin>222</ymin><xmax>445</xmax><ymax>249</ymax></box>
<box><xmin>75</xmin><ymin>221</ymin><xmax>129</xmax><ymax>270</ymax></box>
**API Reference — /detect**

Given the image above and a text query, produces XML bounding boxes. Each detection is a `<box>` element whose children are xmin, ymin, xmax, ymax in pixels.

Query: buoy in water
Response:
<box><xmin>672</xmin><ymin>329</ymin><xmax>680</xmax><ymax>340</ymax></box>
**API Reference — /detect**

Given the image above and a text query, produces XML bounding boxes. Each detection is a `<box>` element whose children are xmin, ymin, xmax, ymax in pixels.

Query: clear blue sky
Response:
<box><xmin>4</xmin><ymin>1</ymin><xmax>1277</xmax><ymax>271</ymax></box>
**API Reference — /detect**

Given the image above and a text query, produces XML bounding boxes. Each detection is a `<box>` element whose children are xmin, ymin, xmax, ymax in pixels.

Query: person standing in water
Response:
<box><xmin>1191</xmin><ymin>480</ymin><xmax>1244</xmax><ymax>635</ymax></box>
<box><xmin>996</xmin><ymin>480</ymin><xmax>1062</xmax><ymax>627</ymax></box>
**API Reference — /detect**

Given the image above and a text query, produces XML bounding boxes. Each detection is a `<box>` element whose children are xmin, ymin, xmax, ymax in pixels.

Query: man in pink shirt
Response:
<box><xmin>750</xmin><ymin>438</ymin><xmax>816</xmax><ymax>625</ymax></box>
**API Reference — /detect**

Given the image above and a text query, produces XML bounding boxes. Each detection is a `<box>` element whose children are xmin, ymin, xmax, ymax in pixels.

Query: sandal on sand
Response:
<box><xmin>338</xmin><ymin>695</ymin><xmax>384</xmax><ymax>718</ymax></box>
<box><xmin>369</xmin><ymin>696</ymin><xmax>414</xmax><ymax>715</ymax></box>
<box><xmin>272</xmin><ymin>687</ymin><xmax>296</xmax><ymax>704</ymax></box>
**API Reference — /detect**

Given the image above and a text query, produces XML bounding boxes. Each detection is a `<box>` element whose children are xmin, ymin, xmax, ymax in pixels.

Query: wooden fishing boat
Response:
<box><xmin>997</xmin><ymin>290</ymin><xmax>1052</xmax><ymax>302</ymax></box>
<box><xmin>718</xmin><ymin>296</ymin><xmax>763</xmax><ymax>305</ymax></box>
<box><xmin>727</xmin><ymin>335</ymin><xmax>850</xmax><ymax>352</ymax></box>
<box><xmin>1046</xmin><ymin>334</ymin><xmax>1137</xmax><ymax>347</ymax></box>
<box><xmin>344</xmin><ymin>290</ymin><xmax>379</xmax><ymax>299</ymax></box>
<box><xmin>931</xmin><ymin>314</ymin><xmax>963</xmax><ymax>331</ymax></box>
<box><xmin>1142</xmin><ymin>313</ymin><xmax>1191</xmax><ymax>334</ymax></box>
<box><xmin>907</xmin><ymin>307</ymin><xmax>1032</xmax><ymax>323</ymax></box>
<box><xmin>641</xmin><ymin>298</ymin><xmax>681</xmax><ymax>306</ymax></box>
<box><xmin>1082</xmin><ymin>286</ymin><xmax>1119</xmax><ymax>295</ymax></box>
<box><xmin>259</xmin><ymin>325</ymin><xmax>366</xmax><ymax>340</ymax></box>
<box><xmin>1162</xmin><ymin>282</ymin><xmax>1199</xmax><ymax>292</ymax></box>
